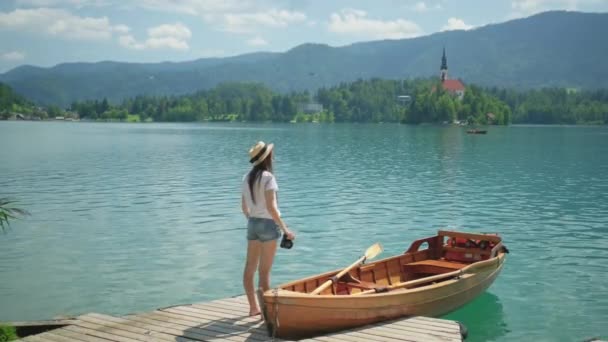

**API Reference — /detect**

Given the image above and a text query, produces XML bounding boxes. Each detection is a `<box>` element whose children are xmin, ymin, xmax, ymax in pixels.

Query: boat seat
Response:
<box><xmin>337</xmin><ymin>273</ymin><xmax>388</xmax><ymax>293</ymax></box>
<box><xmin>407</xmin><ymin>259</ymin><xmax>467</xmax><ymax>270</ymax></box>
<box><xmin>402</xmin><ymin>259</ymin><xmax>467</xmax><ymax>277</ymax></box>
<box><xmin>342</xmin><ymin>280</ymin><xmax>378</xmax><ymax>290</ymax></box>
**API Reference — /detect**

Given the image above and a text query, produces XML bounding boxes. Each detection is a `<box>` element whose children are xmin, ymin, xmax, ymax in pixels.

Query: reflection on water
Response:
<box><xmin>444</xmin><ymin>292</ymin><xmax>508</xmax><ymax>342</ymax></box>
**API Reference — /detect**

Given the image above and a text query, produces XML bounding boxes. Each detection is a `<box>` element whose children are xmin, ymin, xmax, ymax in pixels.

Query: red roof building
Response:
<box><xmin>442</xmin><ymin>79</ymin><xmax>465</xmax><ymax>99</ymax></box>
<box><xmin>439</xmin><ymin>48</ymin><xmax>465</xmax><ymax>100</ymax></box>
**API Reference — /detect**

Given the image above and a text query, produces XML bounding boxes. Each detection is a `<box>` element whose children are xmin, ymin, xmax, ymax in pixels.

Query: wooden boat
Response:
<box><xmin>258</xmin><ymin>230</ymin><xmax>508</xmax><ymax>339</ymax></box>
<box><xmin>467</xmin><ymin>129</ymin><xmax>487</xmax><ymax>134</ymax></box>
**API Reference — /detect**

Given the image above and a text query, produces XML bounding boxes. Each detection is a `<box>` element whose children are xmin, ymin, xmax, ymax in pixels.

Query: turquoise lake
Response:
<box><xmin>1</xmin><ymin>121</ymin><xmax>607</xmax><ymax>341</ymax></box>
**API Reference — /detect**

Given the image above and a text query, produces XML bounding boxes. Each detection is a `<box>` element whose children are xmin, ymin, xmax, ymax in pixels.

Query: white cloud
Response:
<box><xmin>1</xmin><ymin>51</ymin><xmax>26</xmax><ymax>61</ymax></box>
<box><xmin>120</xmin><ymin>22</ymin><xmax>192</xmax><ymax>50</ymax></box>
<box><xmin>113</xmin><ymin>24</ymin><xmax>130</xmax><ymax>34</ymax></box>
<box><xmin>148</xmin><ymin>23</ymin><xmax>191</xmax><ymax>40</ymax></box>
<box><xmin>411</xmin><ymin>2</ymin><xmax>443</xmax><ymax>12</ymax></box>
<box><xmin>328</xmin><ymin>8</ymin><xmax>423</xmax><ymax>40</ymax></box>
<box><xmin>118</xmin><ymin>35</ymin><xmax>140</xmax><ymax>48</ymax></box>
<box><xmin>221</xmin><ymin>9</ymin><xmax>307</xmax><ymax>33</ymax></box>
<box><xmin>16</xmin><ymin>0</ymin><xmax>241</xmax><ymax>12</ymax></box>
<box><xmin>134</xmin><ymin>0</ymin><xmax>248</xmax><ymax>14</ymax></box>
<box><xmin>441</xmin><ymin>18</ymin><xmax>473</xmax><ymax>31</ymax></box>
<box><xmin>117</xmin><ymin>1</ymin><xmax>306</xmax><ymax>33</ymax></box>
<box><xmin>0</xmin><ymin>8</ymin><xmax>128</xmax><ymax>40</ymax></box>
<box><xmin>510</xmin><ymin>0</ymin><xmax>601</xmax><ymax>16</ymax></box>
<box><xmin>246</xmin><ymin>36</ymin><xmax>268</xmax><ymax>46</ymax></box>
<box><xmin>16</xmin><ymin>0</ymin><xmax>109</xmax><ymax>7</ymax></box>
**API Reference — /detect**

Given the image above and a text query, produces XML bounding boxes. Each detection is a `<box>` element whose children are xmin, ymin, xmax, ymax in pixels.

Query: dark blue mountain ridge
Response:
<box><xmin>1</xmin><ymin>11</ymin><xmax>606</xmax><ymax>107</ymax></box>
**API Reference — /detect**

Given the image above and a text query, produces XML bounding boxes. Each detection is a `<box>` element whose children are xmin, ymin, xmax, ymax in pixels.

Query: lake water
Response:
<box><xmin>1</xmin><ymin>121</ymin><xmax>607</xmax><ymax>341</ymax></box>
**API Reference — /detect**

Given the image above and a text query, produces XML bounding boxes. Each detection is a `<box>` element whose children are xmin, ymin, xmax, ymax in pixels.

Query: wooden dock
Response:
<box><xmin>15</xmin><ymin>295</ymin><xmax>465</xmax><ymax>342</ymax></box>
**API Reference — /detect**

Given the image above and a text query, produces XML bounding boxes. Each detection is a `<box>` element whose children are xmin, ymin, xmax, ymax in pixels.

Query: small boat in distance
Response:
<box><xmin>467</xmin><ymin>128</ymin><xmax>487</xmax><ymax>134</ymax></box>
<box><xmin>258</xmin><ymin>230</ymin><xmax>508</xmax><ymax>339</ymax></box>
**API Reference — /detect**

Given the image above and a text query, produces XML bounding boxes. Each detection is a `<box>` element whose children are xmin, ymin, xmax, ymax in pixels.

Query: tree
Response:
<box><xmin>0</xmin><ymin>198</ymin><xmax>29</xmax><ymax>233</ymax></box>
<box><xmin>47</xmin><ymin>105</ymin><xmax>63</xmax><ymax>118</ymax></box>
<box><xmin>0</xmin><ymin>325</ymin><xmax>18</xmax><ymax>341</ymax></box>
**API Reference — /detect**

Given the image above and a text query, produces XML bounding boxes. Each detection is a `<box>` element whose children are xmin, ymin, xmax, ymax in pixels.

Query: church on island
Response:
<box><xmin>439</xmin><ymin>48</ymin><xmax>465</xmax><ymax>100</ymax></box>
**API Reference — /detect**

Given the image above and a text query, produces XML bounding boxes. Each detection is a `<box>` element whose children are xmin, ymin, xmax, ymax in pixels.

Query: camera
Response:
<box><xmin>280</xmin><ymin>234</ymin><xmax>293</xmax><ymax>249</ymax></box>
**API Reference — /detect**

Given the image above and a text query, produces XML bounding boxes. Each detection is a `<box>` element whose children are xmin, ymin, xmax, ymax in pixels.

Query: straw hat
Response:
<box><xmin>248</xmin><ymin>141</ymin><xmax>274</xmax><ymax>166</ymax></box>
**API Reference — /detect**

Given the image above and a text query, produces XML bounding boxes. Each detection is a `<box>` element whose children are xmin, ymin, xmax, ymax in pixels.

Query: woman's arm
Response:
<box><xmin>265</xmin><ymin>190</ymin><xmax>295</xmax><ymax>240</ymax></box>
<box><xmin>241</xmin><ymin>194</ymin><xmax>249</xmax><ymax>219</ymax></box>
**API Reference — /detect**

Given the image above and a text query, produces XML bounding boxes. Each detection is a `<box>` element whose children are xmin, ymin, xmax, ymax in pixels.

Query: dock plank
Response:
<box><xmin>66</xmin><ymin>319</ymin><xmax>173</xmax><ymax>342</ymax></box>
<box><xmin>161</xmin><ymin>306</ymin><xmax>261</xmax><ymax>325</ymax></box>
<box><xmin>76</xmin><ymin>314</ymin><xmax>197</xmax><ymax>342</ymax></box>
<box><xmin>335</xmin><ymin>326</ymin><xmax>455</xmax><ymax>342</ymax></box>
<box><xmin>62</xmin><ymin>325</ymin><xmax>142</xmax><ymax>342</ymax></box>
<box><xmin>46</xmin><ymin>329</ymin><xmax>112</xmax><ymax>342</ymax></box>
<box><xmin>151</xmin><ymin>309</ymin><xmax>267</xmax><ymax>336</ymax></box>
<box><xmin>126</xmin><ymin>311</ymin><xmax>271</xmax><ymax>342</ymax></box>
<box><xmin>125</xmin><ymin>312</ymin><xmax>270</xmax><ymax>342</ymax></box>
<box><xmin>20</xmin><ymin>336</ymin><xmax>60</xmax><ymax>342</ymax></box>
<box><xmin>17</xmin><ymin>294</ymin><xmax>463</xmax><ymax>342</ymax></box>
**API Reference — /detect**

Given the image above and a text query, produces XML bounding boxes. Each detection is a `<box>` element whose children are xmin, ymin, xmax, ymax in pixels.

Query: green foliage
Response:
<box><xmin>0</xmin><ymin>198</ymin><xmax>30</xmax><ymax>233</ymax></box>
<box><xmin>487</xmin><ymin>87</ymin><xmax>608</xmax><ymax>124</ymax></box>
<box><xmin>68</xmin><ymin>79</ymin><xmax>605</xmax><ymax>125</ymax></box>
<box><xmin>127</xmin><ymin>114</ymin><xmax>140</xmax><ymax>122</ymax></box>
<box><xmin>0</xmin><ymin>82</ymin><xmax>33</xmax><ymax>116</ymax></box>
<box><xmin>3</xmin><ymin>77</ymin><xmax>607</xmax><ymax>125</ymax></box>
<box><xmin>47</xmin><ymin>105</ymin><xmax>62</xmax><ymax>118</ymax></box>
<box><xmin>0</xmin><ymin>325</ymin><xmax>18</xmax><ymax>341</ymax></box>
<box><xmin>316</xmin><ymin>78</ymin><xmax>510</xmax><ymax>124</ymax></box>
<box><xmin>73</xmin><ymin>83</ymin><xmax>311</xmax><ymax>123</ymax></box>
<box><xmin>292</xmin><ymin>111</ymin><xmax>335</xmax><ymax>123</ymax></box>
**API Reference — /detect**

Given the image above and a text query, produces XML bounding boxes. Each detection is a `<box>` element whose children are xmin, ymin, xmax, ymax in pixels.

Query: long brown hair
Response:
<box><xmin>248</xmin><ymin>151</ymin><xmax>273</xmax><ymax>204</ymax></box>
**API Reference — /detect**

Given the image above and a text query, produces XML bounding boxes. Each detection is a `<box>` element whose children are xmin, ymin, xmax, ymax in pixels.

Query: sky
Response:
<box><xmin>0</xmin><ymin>0</ymin><xmax>607</xmax><ymax>72</ymax></box>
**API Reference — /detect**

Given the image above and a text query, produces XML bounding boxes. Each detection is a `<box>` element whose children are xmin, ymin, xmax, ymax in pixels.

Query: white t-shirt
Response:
<box><xmin>242</xmin><ymin>171</ymin><xmax>280</xmax><ymax>219</ymax></box>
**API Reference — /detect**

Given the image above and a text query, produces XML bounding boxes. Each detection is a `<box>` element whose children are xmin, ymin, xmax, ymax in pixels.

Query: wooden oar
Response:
<box><xmin>310</xmin><ymin>243</ymin><xmax>383</xmax><ymax>295</ymax></box>
<box><xmin>353</xmin><ymin>268</ymin><xmax>465</xmax><ymax>295</ymax></box>
<box><xmin>354</xmin><ymin>252</ymin><xmax>504</xmax><ymax>296</ymax></box>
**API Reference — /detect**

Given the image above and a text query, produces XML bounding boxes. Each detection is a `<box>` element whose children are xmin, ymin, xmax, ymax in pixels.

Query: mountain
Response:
<box><xmin>1</xmin><ymin>11</ymin><xmax>607</xmax><ymax>107</ymax></box>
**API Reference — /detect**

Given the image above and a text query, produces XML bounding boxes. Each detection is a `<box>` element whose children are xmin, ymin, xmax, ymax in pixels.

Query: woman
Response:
<box><xmin>241</xmin><ymin>141</ymin><xmax>295</xmax><ymax>316</ymax></box>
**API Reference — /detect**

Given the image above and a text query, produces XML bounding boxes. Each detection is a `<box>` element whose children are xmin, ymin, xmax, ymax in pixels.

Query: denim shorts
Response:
<box><xmin>247</xmin><ymin>217</ymin><xmax>281</xmax><ymax>242</ymax></box>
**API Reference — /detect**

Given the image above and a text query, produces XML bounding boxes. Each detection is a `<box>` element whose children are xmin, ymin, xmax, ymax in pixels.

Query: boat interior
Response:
<box><xmin>281</xmin><ymin>230</ymin><xmax>505</xmax><ymax>295</ymax></box>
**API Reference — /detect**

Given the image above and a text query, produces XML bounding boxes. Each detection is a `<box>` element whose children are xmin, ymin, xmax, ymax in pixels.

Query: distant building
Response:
<box><xmin>397</xmin><ymin>95</ymin><xmax>411</xmax><ymax>104</ymax></box>
<box><xmin>439</xmin><ymin>48</ymin><xmax>465</xmax><ymax>100</ymax></box>
<box><xmin>298</xmin><ymin>102</ymin><xmax>323</xmax><ymax>114</ymax></box>
<box><xmin>486</xmin><ymin>112</ymin><xmax>496</xmax><ymax>123</ymax></box>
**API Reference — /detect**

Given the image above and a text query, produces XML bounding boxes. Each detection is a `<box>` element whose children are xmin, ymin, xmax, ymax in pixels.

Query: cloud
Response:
<box><xmin>117</xmin><ymin>1</ymin><xmax>306</xmax><ymax>33</ymax></box>
<box><xmin>16</xmin><ymin>0</ymin><xmax>239</xmax><ymax>11</ymax></box>
<box><xmin>220</xmin><ymin>9</ymin><xmax>307</xmax><ymax>33</ymax></box>
<box><xmin>16</xmin><ymin>0</ymin><xmax>109</xmax><ymax>7</ymax></box>
<box><xmin>441</xmin><ymin>18</ymin><xmax>473</xmax><ymax>31</ymax></box>
<box><xmin>510</xmin><ymin>0</ymin><xmax>601</xmax><ymax>16</ymax></box>
<box><xmin>129</xmin><ymin>0</ymin><xmax>249</xmax><ymax>15</ymax></box>
<box><xmin>328</xmin><ymin>9</ymin><xmax>423</xmax><ymax>40</ymax></box>
<box><xmin>411</xmin><ymin>2</ymin><xmax>443</xmax><ymax>12</ymax></box>
<box><xmin>1</xmin><ymin>51</ymin><xmax>26</xmax><ymax>61</ymax></box>
<box><xmin>246</xmin><ymin>36</ymin><xmax>268</xmax><ymax>46</ymax></box>
<box><xmin>119</xmin><ymin>22</ymin><xmax>192</xmax><ymax>50</ymax></box>
<box><xmin>0</xmin><ymin>8</ymin><xmax>128</xmax><ymax>40</ymax></box>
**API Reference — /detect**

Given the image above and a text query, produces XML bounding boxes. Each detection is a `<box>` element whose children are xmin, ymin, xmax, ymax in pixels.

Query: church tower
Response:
<box><xmin>440</xmin><ymin>47</ymin><xmax>448</xmax><ymax>82</ymax></box>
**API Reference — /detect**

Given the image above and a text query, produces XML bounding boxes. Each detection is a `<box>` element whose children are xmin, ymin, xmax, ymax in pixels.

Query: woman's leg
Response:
<box><xmin>244</xmin><ymin>240</ymin><xmax>262</xmax><ymax>316</ymax></box>
<box><xmin>258</xmin><ymin>239</ymin><xmax>278</xmax><ymax>292</ymax></box>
